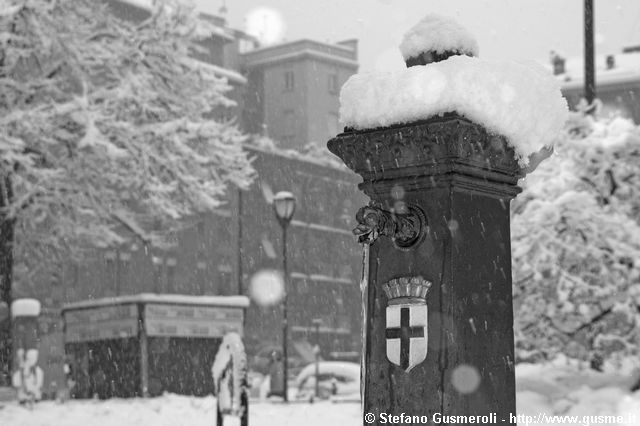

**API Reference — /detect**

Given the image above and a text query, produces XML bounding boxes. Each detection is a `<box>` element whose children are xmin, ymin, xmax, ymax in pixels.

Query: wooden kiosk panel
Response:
<box><xmin>64</xmin><ymin>304</ymin><xmax>139</xmax><ymax>343</ymax></box>
<box><xmin>62</xmin><ymin>294</ymin><xmax>249</xmax><ymax>399</ymax></box>
<box><xmin>145</xmin><ymin>303</ymin><xmax>243</xmax><ymax>338</ymax></box>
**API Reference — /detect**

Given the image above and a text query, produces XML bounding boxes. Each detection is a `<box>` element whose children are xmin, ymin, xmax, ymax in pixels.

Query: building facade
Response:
<box><xmin>241</xmin><ymin>39</ymin><xmax>359</xmax><ymax>149</ymax></box>
<box><xmin>240</xmin><ymin>147</ymin><xmax>365</xmax><ymax>358</ymax></box>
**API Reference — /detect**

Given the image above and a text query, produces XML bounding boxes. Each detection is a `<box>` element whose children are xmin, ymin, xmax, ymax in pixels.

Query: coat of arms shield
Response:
<box><xmin>386</xmin><ymin>303</ymin><xmax>428</xmax><ymax>372</ymax></box>
<box><xmin>382</xmin><ymin>277</ymin><xmax>431</xmax><ymax>372</ymax></box>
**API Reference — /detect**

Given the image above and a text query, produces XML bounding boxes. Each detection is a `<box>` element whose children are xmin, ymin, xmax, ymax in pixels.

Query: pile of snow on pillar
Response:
<box><xmin>399</xmin><ymin>14</ymin><xmax>479</xmax><ymax>60</ymax></box>
<box><xmin>339</xmin><ymin>14</ymin><xmax>568</xmax><ymax>166</ymax></box>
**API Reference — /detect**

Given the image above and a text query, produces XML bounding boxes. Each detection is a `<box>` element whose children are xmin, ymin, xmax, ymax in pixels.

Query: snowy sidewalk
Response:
<box><xmin>2</xmin><ymin>361</ymin><xmax>640</xmax><ymax>426</ymax></box>
<box><xmin>0</xmin><ymin>396</ymin><xmax>361</xmax><ymax>426</ymax></box>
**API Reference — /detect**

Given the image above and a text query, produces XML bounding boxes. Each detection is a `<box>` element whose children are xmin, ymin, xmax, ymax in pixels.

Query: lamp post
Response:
<box><xmin>273</xmin><ymin>191</ymin><xmax>296</xmax><ymax>403</ymax></box>
<box><xmin>312</xmin><ymin>318</ymin><xmax>322</xmax><ymax>400</ymax></box>
<box><xmin>584</xmin><ymin>0</ymin><xmax>596</xmax><ymax>110</ymax></box>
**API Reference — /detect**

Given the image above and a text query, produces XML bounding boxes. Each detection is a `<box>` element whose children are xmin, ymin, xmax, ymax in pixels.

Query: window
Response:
<box><xmin>166</xmin><ymin>257</ymin><xmax>177</xmax><ymax>292</ymax></box>
<box><xmin>283</xmin><ymin>109</ymin><xmax>295</xmax><ymax>132</ymax></box>
<box><xmin>218</xmin><ymin>264</ymin><xmax>233</xmax><ymax>295</ymax></box>
<box><xmin>328</xmin><ymin>73</ymin><xmax>338</xmax><ymax>94</ymax></box>
<box><xmin>118</xmin><ymin>251</ymin><xmax>131</xmax><ymax>295</ymax></box>
<box><xmin>152</xmin><ymin>255</ymin><xmax>163</xmax><ymax>292</ymax></box>
<box><xmin>284</xmin><ymin>70</ymin><xmax>294</xmax><ymax>91</ymax></box>
<box><xmin>196</xmin><ymin>249</ymin><xmax>206</xmax><ymax>294</ymax></box>
<box><xmin>282</xmin><ymin>109</ymin><xmax>296</xmax><ymax>146</ymax></box>
<box><xmin>105</xmin><ymin>250</ymin><xmax>117</xmax><ymax>294</ymax></box>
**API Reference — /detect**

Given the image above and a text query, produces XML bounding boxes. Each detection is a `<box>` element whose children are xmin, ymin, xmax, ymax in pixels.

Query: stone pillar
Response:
<box><xmin>328</xmin><ymin>114</ymin><xmax>522</xmax><ymax>423</ymax></box>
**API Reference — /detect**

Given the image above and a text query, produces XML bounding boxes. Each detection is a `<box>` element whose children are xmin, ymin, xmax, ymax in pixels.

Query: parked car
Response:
<box><xmin>294</xmin><ymin>361</ymin><xmax>360</xmax><ymax>402</ymax></box>
<box><xmin>250</xmin><ymin>342</ymin><xmax>315</xmax><ymax>376</ymax></box>
<box><xmin>250</xmin><ymin>346</ymin><xmax>306</xmax><ymax>376</ymax></box>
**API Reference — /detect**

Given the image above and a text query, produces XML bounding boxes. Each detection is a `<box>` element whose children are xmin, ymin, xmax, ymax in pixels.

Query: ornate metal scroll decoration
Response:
<box><xmin>352</xmin><ymin>204</ymin><xmax>426</xmax><ymax>250</ymax></box>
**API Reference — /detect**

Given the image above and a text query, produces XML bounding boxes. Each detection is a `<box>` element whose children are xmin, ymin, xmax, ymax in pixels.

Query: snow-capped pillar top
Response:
<box><xmin>400</xmin><ymin>14</ymin><xmax>478</xmax><ymax>67</ymax></box>
<box><xmin>338</xmin><ymin>13</ymin><xmax>567</xmax><ymax>166</ymax></box>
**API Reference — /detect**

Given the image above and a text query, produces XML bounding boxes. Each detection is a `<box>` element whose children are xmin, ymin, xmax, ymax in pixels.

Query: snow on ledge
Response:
<box><xmin>400</xmin><ymin>14</ymin><xmax>479</xmax><ymax>60</ymax></box>
<box><xmin>62</xmin><ymin>293</ymin><xmax>250</xmax><ymax>311</ymax></box>
<box><xmin>339</xmin><ymin>55</ymin><xmax>568</xmax><ymax>165</ymax></box>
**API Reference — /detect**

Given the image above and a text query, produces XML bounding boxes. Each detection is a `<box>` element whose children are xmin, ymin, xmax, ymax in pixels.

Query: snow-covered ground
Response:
<box><xmin>2</xmin><ymin>360</ymin><xmax>640</xmax><ymax>426</ymax></box>
<box><xmin>516</xmin><ymin>358</ymin><xmax>640</xmax><ymax>426</ymax></box>
<box><xmin>0</xmin><ymin>396</ymin><xmax>362</xmax><ymax>426</ymax></box>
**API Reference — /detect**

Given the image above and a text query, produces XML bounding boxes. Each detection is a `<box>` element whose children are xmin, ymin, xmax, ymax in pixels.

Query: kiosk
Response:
<box><xmin>61</xmin><ymin>294</ymin><xmax>249</xmax><ymax>398</ymax></box>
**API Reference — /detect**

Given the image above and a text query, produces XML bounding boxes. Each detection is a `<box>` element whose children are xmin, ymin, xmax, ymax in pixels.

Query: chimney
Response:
<box><xmin>550</xmin><ymin>51</ymin><xmax>565</xmax><ymax>75</ymax></box>
<box><xmin>606</xmin><ymin>55</ymin><xmax>615</xmax><ymax>70</ymax></box>
<box><xmin>622</xmin><ymin>45</ymin><xmax>640</xmax><ymax>54</ymax></box>
<box><xmin>218</xmin><ymin>0</ymin><xmax>228</xmax><ymax>17</ymax></box>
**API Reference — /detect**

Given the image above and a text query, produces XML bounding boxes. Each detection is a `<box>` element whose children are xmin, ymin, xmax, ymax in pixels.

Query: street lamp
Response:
<box><xmin>273</xmin><ymin>191</ymin><xmax>296</xmax><ymax>402</ymax></box>
<box><xmin>312</xmin><ymin>318</ymin><xmax>322</xmax><ymax>400</ymax></box>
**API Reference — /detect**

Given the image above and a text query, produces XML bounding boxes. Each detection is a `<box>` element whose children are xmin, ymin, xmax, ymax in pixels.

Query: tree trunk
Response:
<box><xmin>0</xmin><ymin>175</ymin><xmax>15</xmax><ymax>386</ymax></box>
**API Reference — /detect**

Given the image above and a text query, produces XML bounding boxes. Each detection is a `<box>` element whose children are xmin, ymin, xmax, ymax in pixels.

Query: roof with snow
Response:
<box><xmin>553</xmin><ymin>51</ymin><xmax>640</xmax><ymax>91</ymax></box>
<box><xmin>113</xmin><ymin>0</ymin><xmax>236</xmax><ymax>41</ymax></box>
<box><xmin>111</xmin><ymin>1</ymin><xmax>247</xmax><ymax>85</ymax></box>
<box><xmin>114</xmin><ymin>0</ymin><xmax>152</xmax><ymax>11</ymax></box>
<box><xmin>62</xmin><ymin>293</ymin><xmax>250</xmax><ymax>312</ymax></box>
<box><xmin>340</xmin><ymin>55</ymin><xmax>568</xmax><ymax>165</ymax></box>
<box><xmin>244</xmin><ymin>140</ymin><xmax>349</xmax><ymax>171</ymax></box>
<box><xmin>399</xmin><ymin>14</ymin><xmax>479</xmax><ymax>60</ymax></box>
<box><xmin>242</xmin><ymin>39</ymin><xmax>358</xmax><ymax>69</ymax></box>
<box><xmin>187</xmin><ymin>59</ymin><xmax>248</xmax><ymax>85</ymax></box>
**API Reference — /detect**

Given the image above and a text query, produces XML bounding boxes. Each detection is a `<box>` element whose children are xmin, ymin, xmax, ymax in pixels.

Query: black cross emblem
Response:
<box><xmin>386</xmin><ymin>307</ymin><xmax>424</xmax><ymax>370</ymax></box>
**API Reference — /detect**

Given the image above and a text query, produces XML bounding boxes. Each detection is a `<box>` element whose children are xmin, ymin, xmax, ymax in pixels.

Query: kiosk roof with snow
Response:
<box><xmin>62</xmin><ymin>293</ymin><xmax>250</xmax><ymax>398</ymax></box>
<box><xmin>62</xmin><ymin>293</ymin><xmax>249</xmax><ymax>343</ymax></box>
<box><xmin>338</xmin><ymin>14</ymin><xmax>568</xmax><ymax>167</ymax></box>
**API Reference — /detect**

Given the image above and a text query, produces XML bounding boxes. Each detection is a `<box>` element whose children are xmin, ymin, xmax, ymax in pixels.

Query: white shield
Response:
<box><xmin>386</xmin><ymin>303</ymin><xmax>428</xmax><ymax>372</ymax></box>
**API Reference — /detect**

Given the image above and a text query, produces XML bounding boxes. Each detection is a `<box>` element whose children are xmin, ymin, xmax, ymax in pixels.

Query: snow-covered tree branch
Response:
<box><xmin>0</xmin><ymin>0</ymin><xmax>254</xmax><ymax>297</ymax></box>
<box><xmin>512</xmin><ymin>111</ymin><xmax>640</xmax><ymax>363</ymax></box>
